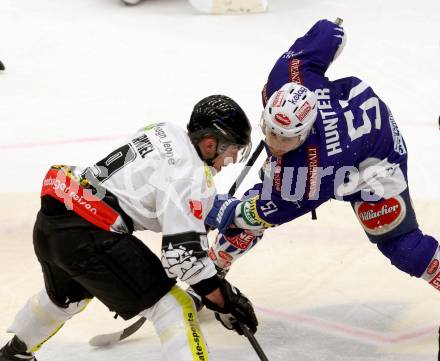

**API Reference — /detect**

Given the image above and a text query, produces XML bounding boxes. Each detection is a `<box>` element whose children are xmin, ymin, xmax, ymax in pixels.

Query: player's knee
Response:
<box><xmin>377</xmin><ymin>228</ymin><xmax>438</xmax><ymax>278</ymax></box>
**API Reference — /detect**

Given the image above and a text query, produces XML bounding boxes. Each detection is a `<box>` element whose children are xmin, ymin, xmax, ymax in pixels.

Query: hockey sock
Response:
<box><xmin>7</xmin><ymin>289</ymin><xmax>90</xmax><ymax>352</ymax></box>
<box><xmin>139</xmin><ymin>285</ymin><xmax>209</xmax><ymax>361</ymax></box>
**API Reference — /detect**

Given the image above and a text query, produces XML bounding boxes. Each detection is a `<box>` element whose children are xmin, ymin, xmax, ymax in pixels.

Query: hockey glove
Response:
<box><xmin>185</xmin><ymin>266</ymin><xmax>230</xmax><ymax>313</ymax></box>
<box><xmin>202</xmin><ymin>278</ymin><xmax>258</xmax><ymax>335</ymax></box>
<box><xmin>205</xmin><ymin>194</ymin><xmax>241</xmax><ymax>233</ymax></box>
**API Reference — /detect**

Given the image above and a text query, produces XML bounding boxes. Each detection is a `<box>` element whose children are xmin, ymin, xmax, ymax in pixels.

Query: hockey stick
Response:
<box><xmin>228</xmin><ymin>139</ymin><xmax>265</xmax><ymax>196</ymax></box>
<box><xmin>89</xmin><ymin>141</ymin><xmax>266</xmax><ymax>347</ymax></box>
<box><xmin>89</xmin><ymin>317</ymin><xmax>146</xmax><ymax>346</ymax></box>
<box><xmin>239</xmin><ymin>322</ymin><xmax>269</xmax><ymax>361</ymax></box>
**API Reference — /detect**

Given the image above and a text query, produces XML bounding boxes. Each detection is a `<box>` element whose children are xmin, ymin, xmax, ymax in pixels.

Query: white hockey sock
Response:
<box><xmin>139</xmin><ymin>285</ymin><xmax>209</xmax><ymax>361</ymax></box>
<box><xmin>7</xmin><ymin>289</ymin><xmax>90</xmax><ymax>352</ymax></box>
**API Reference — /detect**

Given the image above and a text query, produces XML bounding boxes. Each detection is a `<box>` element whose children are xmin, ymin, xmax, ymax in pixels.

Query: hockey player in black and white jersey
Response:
<box><xmin>0</xmin><ymin>95</ymin><xmax>257</xmax><ymax>361</ymax></box>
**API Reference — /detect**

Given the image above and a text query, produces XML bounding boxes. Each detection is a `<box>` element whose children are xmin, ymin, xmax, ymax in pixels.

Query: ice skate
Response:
<box><xmin>0</xmin><ymin>336</ymin><xmax>36</xmax><ymax>361</ymax></box>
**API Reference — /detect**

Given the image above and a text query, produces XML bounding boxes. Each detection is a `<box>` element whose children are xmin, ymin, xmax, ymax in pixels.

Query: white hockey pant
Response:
<box><xmin>7</xmin><ymin>289</ymin><xmax>90</xmax><ymax>352</ymax></box>
<box><xmin>139</xmin><ymin>285</ymin><xmax>210</xmax><ymax>361</ymax></box>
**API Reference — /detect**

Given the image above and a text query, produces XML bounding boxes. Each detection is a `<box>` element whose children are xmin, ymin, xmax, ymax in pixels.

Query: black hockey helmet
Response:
<box><xmin>187</xmin><ymin>95</ymin><xmax>252</xmax><ymax>162</ymax></box>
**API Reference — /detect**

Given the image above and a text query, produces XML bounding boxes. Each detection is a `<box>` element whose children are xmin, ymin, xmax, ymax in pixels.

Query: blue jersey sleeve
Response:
<box><xmin>237</xmin><ymin>187</ymin><xmax>328</xmax><ymax>228</ymax></box>
<box><xmin>236</xmin><ymin>151</ymin><xmax>333</xmax><ymax>228</ymax></box>
<box><xmin>262</xmin><ymin>19</ymin><xmax>345</xmax><ymax>105</ymax></box>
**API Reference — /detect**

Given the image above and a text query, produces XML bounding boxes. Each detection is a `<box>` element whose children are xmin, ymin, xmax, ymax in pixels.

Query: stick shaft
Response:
<box><xmin>228</xmin><ymin>140</ymin><xmax>265</xmax><ymax>196</ymax></box>
<box><xmin>239</xmin><ymin>322</ymin><xmax>270</xmax><ymax>361</ymax></box>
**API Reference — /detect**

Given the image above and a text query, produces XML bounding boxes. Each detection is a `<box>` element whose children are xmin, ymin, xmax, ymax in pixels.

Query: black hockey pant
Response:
<box><xmin>33</xmin><ymin>197</ymin><xmax>176</xmax><ymax>320</ymax></box>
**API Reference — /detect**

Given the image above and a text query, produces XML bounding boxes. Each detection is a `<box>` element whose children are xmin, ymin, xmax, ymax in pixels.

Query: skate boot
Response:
<box><xmin>0</xmin><ymin>336</ymin><xmax>36</xmax><ymax>361</ymax></box>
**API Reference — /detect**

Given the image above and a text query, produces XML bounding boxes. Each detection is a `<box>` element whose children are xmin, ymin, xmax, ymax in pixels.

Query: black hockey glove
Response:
<box><xmin>202</xmin><ymin>278</ymin><xmax>258</xmax><ymax>335</ymax></box>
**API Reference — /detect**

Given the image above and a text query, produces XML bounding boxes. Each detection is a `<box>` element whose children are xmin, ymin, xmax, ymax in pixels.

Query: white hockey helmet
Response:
<box><xmin>262</xmin><ymin>82</ymin><xmax>318</xmax><ymax>140</ymax></box>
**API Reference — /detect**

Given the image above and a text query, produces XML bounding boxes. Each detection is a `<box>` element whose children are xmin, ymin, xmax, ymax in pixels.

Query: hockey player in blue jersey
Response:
<box><xmin>206</xmin><ymin>19</ymin><xmax>440</xmax><ymax>299</ymax></box>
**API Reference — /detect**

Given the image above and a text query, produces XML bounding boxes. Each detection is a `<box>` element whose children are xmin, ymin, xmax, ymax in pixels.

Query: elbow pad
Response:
<box><xmin>161</xmin><ymin>232</ymin><xmax>217</xmax><ymax>285</ymax></box>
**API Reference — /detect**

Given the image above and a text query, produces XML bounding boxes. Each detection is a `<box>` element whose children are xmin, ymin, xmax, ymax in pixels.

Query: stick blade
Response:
<box><xmin>89</xmin><ymin>317</ymin><xmax>147</xmax><ymax>347</ymax></box>
<box><xmin>89</xmin><ymin>331</ymin><xmax>123</xmax><ymax>347</ymax></box>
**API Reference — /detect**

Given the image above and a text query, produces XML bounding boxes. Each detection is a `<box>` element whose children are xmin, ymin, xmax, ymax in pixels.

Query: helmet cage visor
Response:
<box><xmin>216</xmin><ymin>138</ymin><xmax>252</xmax><ymax>163</ymax></box>
<box><xmin>189</xmin><ymin>127</ymin><xmax>252</xmax><ymax>163</ymax></box>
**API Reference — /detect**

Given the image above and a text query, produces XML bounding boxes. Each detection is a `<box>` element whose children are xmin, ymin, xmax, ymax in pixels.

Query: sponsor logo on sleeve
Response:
<box><xmin>273</xmin><ymin>156</ymin><xmax>283</xmax><ymax>192</ymax></box>
<box><xmin>225</xmin><ymin>230</ymin><xmax>256</xmax><ymax>250</ymax></box>
<box><xmin>354</xmin><ymin>196</ymin><xmax>406</xmax><ymax>235</ymax></box>
<box><xmin>387</xmin><ymin>106</ymin><xmax>407</xmax><ymax>155</ymax></box>
<box><xmin>154</xmin><ymin>124</ymin><xmax>176</xmax><ymax>165</ymax></box>
<box><xmin>288</xmin><ymin>58</ymin><xmax>303</xmax><ymax>84</ymax></box>
<box><xmin>240</xmin><ymin>196</ymin><xmax>274</xmax><ymax>229</ymax></box>
<box><xmin>306</xmin><ymin>145</ymin><xmax>320</xmax><ymax>198</ymax></box>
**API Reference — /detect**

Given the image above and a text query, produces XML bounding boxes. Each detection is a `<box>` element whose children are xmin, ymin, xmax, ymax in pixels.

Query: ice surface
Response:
<box><xmin>1</xmin><ymin>0</ymin><xmax>439</xmax><ymax>360</ymax></box>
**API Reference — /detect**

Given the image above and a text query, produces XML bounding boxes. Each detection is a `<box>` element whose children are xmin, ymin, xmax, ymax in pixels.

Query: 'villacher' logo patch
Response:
<box><xmin>354</xmin><ymin>196</ymin><xmax>406</xmax><ymax>235</ymax></box>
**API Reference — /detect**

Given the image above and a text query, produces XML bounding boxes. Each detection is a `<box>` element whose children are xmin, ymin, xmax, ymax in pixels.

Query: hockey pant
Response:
<box><xmin>33</xmin><ymin>197</ymin><xmax>176</xmax><ymax>319</ymax></box>
<box><xmin>8</xmin><ymin>196</ymin><xmax>179</xmax><ymax>352</ymax></box>
<box><xmin>352</xmin><ymin>188</ymin><xmax>440</xmax><ymax>291</ymax></box>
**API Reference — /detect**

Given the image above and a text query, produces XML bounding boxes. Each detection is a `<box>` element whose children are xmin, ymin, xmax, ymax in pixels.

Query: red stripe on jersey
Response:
<box><xmin>41</xmin><ymin>168</ymin><xmax>120</xmax><ymax>232</ymax></box>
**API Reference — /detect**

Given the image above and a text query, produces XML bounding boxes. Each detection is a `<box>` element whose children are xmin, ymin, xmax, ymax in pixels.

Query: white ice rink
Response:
<box><xmin>1</xmin><ymin>0</ymin><xmax>440</xmax><ymax>360</ymax></box>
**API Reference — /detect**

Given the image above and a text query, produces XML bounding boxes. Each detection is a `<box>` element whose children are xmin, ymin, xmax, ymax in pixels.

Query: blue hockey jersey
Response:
<box><xmin>236</xmin><ymin>19</ymin><xmax>409</xmax><ymax>229</ymax></box>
